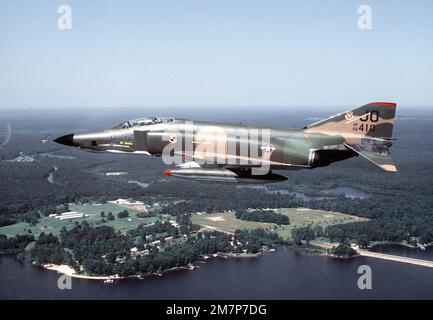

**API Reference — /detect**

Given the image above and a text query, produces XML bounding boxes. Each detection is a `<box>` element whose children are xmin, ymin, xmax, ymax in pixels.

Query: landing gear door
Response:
<box><xmin>134</xmin><ymin>130</ymin><xmax>148</xmax><ymax>151</ymax></box>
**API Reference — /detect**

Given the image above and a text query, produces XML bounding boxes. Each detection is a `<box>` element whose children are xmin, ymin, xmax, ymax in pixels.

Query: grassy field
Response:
<box><xmin>1</xmin><ymin>202</ymin><xmax>366</xmax><ymax>240</ymax></box>
<box><xmin>0</xmin><ymin>203</ymin><xmax>160</xmax><ymax>238</ymax></box>
<box><xmin>192</xmin><ymin>212</ymin><xmax>276</xmax><ymax>234</ymax></box>
<box><xmin>191</xmin><ymin>208</ymin><xmax>367</xmax><ymax>240</ymax></box>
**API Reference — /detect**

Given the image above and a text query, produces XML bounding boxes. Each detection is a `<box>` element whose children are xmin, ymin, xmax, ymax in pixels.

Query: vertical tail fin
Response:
<box><xmin>305</xmin><ymin>102</ymin><xmax>397</xmax><ymax>172</ymax></box>
<box><xmin>306</xmin><ymin>102</ymin><xmax>396</xmax><ymax>140</ymax></box>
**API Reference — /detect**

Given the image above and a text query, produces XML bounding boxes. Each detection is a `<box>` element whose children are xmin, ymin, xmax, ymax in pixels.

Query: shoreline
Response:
<box><xmin>290</xmin><ymin>243</ymin><xmax>357</xmax><ymax>260</ymax></box>
<box><xmin>42</xmin><ymin>263</ymin><xmax>200</xmax><ymax>281</ymax></box>
<box><xmin>38</xmin><ymin>242</ymin><xmax>433</xmax><ymax>280</ymax></box>
<box><xmin>370</xmin><ymin>241</ymin><xmax>433</xmax><ymax>250</ymax></box>
<box><xmin>42</xmin><ymin>264</ymin><xmax>121</xmax><ymax>280</ymax></box>
<box><xmin>40</xmin><ymin>252</ymin><xmax>262</xmax><ymax>281</ymax></box>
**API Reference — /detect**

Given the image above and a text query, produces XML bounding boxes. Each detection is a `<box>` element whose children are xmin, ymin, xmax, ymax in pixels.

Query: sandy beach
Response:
<box><xmin>43</xmin><ymin>264</ymin><xmax>121</xmax><ymax>280</ymax></box>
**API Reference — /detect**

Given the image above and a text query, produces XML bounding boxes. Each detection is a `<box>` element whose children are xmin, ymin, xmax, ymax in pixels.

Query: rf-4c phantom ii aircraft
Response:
<box><xmin>54</xmin><ymin>102</ymin><xmax>397</xmax><ymax>183</ymax></box>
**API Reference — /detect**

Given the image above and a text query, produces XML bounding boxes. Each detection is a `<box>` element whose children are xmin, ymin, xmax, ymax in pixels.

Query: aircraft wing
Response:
<box><xmin>344</xmin><ymin>143</ymin><xmax>397</xmax><ymax>172</ymax></box>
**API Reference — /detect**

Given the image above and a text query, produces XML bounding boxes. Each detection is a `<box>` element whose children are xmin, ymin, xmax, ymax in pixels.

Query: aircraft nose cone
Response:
<box><xmin>53</xmin><ymin>133</ymin><xmax>75</xmax><ymax>147</ymax></box>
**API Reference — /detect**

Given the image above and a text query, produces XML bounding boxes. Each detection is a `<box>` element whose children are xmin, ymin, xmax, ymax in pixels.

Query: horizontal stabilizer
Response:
<box><xmin>344</xmin><ymin>143</ymin><xmax>397</xmax><ymax>172</ymax></box>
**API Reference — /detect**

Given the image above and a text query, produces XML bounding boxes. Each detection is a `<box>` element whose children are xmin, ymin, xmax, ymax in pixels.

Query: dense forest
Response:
<box><xmin>29</xmin><ymin>222</ymin><xmax>282</xmax><ymax>276</ymax></box>
<box><xmin>330</xmin><ymin>243</ymin><xmax>357</xmax><ymax>258</ymax></box>
<box><xmin>235</xmin><ymin>209</ymin><xmax>290</xmax><ymax>225</ymax></box>
<box><xmin>0</xmin><ymin>234</ymin><xmax>35</xmax><ymax>254</ymax></box>
<box><xmin>234</xmin><ymin>228</ymin><xmax>283</xmax><ymax>253</ymax></box>
<box><xmin>291</xmin><ymin>225</ymin><xmax>324</xmax><ymax>245</ymax></box>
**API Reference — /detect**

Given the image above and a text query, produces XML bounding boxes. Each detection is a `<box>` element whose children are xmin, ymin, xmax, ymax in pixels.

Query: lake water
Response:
<box><xmin>238</xmin><ymin>185</ymin><xmax>369</xmax><ymax>201</ymax></box>
<box><xmin>128</xmin><ymin>181</ymin><xmax>150</xmax><ymax>188</ymax></box>
<box><xmin>322</xmin><ymin>187</ymin><xmax>369</xmax><ymax>199</ymax></box>
<box><xmin>1</xmin><ymin>246</ymin><xmax>433</xmax><ymax>300</ymax></box>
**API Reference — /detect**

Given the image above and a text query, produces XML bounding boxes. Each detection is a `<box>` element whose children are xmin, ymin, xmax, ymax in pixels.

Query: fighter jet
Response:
<box><xmin>54</xmin><ymin>102</ymin><xmax>397</xmax><ymax>183</ymax></box>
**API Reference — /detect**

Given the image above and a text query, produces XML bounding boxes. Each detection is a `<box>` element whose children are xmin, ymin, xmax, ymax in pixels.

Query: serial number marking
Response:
<box><xmin>210</xmin><ymin>304</ymin><xmax>267</xmax><ymax>315</ymax></box>
<box><xmin>353</xmin><ymin>123</ymin><xmax>375</xmax><ymax>132</ymax></box>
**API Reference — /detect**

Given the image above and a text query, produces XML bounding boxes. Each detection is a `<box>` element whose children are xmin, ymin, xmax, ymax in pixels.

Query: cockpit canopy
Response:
<box><xmin>113</xmin><ymin>117</ymin><xmax>174</xmax><ymax>129</ymax></box>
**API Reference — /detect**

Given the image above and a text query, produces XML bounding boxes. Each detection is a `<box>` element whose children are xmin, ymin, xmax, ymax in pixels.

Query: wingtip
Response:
<box><xmin>381</xmin><ymin>164</ymin><xmax>397</xmax><ymax>172</ymax></box>
<box><xmin>164</xmin><ymin>169</ymin><xmax>171</xmax><ymax>176</ymax></box>
<box><xmin>370</xmin><ymin>102</ymin><xmax>397</xmax><ymax>107</ymax></box>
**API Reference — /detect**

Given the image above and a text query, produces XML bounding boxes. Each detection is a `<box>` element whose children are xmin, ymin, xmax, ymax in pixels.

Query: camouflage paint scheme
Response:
<box><xmin>54</xmin><ymin>102</ymin><xmax>397</xmax><ymax>183</ymax></box>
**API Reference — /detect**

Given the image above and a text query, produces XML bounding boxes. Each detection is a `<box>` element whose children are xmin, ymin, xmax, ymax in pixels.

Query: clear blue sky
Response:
<box><xmin>0</xmin><ymin>0</ymin><xmax>432</xmax><ymax>109</ymax></box>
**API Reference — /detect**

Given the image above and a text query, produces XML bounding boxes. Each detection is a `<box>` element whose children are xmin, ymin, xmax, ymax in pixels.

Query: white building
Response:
<box><xmin>108</xmin><ymin>198</ymin><xmax>144</xmax><ymax>206</ymax></box>
<box><xmin>53</xmin><ymin>211</ymin><xmax>87</xmax><ymax>220</ymax></box>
